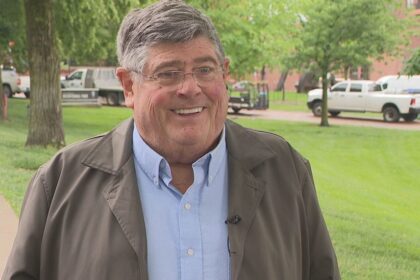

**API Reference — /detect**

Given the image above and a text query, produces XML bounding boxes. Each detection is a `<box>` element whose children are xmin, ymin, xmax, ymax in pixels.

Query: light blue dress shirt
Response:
<box><xmin>132</xmin><ymin>126</ymin><xmax>230</xmax><ymax>280</ymax></box>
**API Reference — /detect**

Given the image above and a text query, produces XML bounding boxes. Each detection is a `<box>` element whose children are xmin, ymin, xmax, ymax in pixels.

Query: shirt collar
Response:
<box><xmin>132</xmin><ymin>125</ymin><xmax>226</xmax><ymax>188</ymax></box>
<box><xmin>205</xmin><ymin>127</ymin><xmax>226</xmax><ymax>185</ymax></box>
<box><xmin>132</xmin><ymin>125</ymin><xmax>165</xmax><ymax>187</ymax></box>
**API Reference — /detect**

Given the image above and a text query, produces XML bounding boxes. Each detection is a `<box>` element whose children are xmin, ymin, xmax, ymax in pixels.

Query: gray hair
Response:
<box><xmin>116</xmin><ymin>0</ymin><xmax>225</xmax><ymax>73</ymax></box>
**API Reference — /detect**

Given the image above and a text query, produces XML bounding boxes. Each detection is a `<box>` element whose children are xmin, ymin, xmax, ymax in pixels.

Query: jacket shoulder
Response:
<box><xmin>225</xmin><ymin>119</ymin><xmax>308</xmax><ymax>165</ymax></box>
<box><xmin>44</xmin><ymin>118</ymin><xmax>133</xmax><ymax>170</ymax></box>
<box><xmin>35</xmin><ymin>119</ymin><xmax>133</xmax><ymax>201</ymax></box>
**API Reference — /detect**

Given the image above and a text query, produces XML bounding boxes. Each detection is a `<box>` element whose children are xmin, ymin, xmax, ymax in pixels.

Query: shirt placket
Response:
<box><xmin>178</xmin><ymin>166</ymin><xmax>205</xmax><ymax>280</ymax></box>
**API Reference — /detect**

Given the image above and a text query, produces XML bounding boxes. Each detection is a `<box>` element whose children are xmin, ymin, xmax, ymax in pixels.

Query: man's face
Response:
<box><xmin>117</xmin><ymin>36</ymin><xmax>229</xmax><ymax>163</ymax></box>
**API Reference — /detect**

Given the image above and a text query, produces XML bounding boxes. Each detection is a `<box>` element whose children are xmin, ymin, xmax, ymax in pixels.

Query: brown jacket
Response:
<box><xmin>3</xmin><ymin>119</ymin><xmax>340</xmax><ymax>280</ymax></box>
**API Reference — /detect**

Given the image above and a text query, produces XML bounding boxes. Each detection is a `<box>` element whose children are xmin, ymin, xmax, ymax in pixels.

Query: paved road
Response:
<box><xmin>229</xmin><ymin>109</ymin><xmax>420</xmax><ymax>131</ymax></box>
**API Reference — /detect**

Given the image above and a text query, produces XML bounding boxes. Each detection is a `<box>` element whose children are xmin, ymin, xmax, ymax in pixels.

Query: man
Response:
<box><xmin>3</xmin><ymin>1</ymin><xmax>340</xmax><ymax>279</ymax></box>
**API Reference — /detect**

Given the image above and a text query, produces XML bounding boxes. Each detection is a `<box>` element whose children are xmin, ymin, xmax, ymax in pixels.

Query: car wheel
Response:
<box><xmin>402</xmin><ymin>113</ymin><xmax>418</xmax><ymax>122</ymax></box>
<box><xmin>107</xmin><ymin>92</ymin><xmax>119</xmax><ymax>106</ymax></box>
<box><xmin>329</xmin><ymin>111</ymin><xmax>341</xmax><ymax>117</ymax></box>
<box><xmin>3</xmin><ymin>85</ymin><xmax>12</xmax><ymax>98</ymax></box>
<box><xmin>383</xmin><ymin>106</ymin><xmax>400</xmax><ymax>122</ymax></box>
<box><xmin>311</xmin><ymin>101</ymin><xmax>322</xmax><ymax>117</ymax></box>
<box><xmin>232</xmin><ymin>107</ymin><xmax>241</xmax><ymax>114</ymax></box>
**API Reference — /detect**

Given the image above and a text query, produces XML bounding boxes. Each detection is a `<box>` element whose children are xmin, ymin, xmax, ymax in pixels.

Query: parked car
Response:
<box><xmin>1</xmin><ymin>65</ymin><xmax>21</xmax><ymax>97</ymax></box>
<box><xmin>228</xmin><ymin>81</ymin><xmax>269</xmax><ymax>113</ymax></box>
<box><xmin>307</xmin><ymin>80</ymin><xmax>420</xmax><ymax>122</ymax></box>
<box><xmin>375</xmin><ymin>75</ymin><xmax>420</xmax><ymax>94</ymax></box>
<box><xmin>61</xmin><ymin>68</ymin><xmax>124</xmax><ymax>106</ymax></box>
<box><xmin>19</xmin><ymin>75</ymin><xmax>30</xmax><ymax>98</ymax></box>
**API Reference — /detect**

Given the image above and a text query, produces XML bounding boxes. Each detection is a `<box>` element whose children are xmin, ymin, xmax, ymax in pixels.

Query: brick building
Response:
<box><xmin>260</xmin><ymin>0</ymin><xmax>420</xmax><ymax>92</ymax></box>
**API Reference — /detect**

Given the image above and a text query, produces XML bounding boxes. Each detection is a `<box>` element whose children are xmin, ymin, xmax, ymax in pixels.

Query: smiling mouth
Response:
<box><xmin>173</xmin><ymin>107</ymin><xmax>204</xmax><ymax>115</ymax></box>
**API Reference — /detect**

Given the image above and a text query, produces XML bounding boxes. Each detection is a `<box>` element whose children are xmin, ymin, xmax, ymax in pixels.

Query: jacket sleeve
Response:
<box><xmin>301</xmin><ymin>160</ymin><xmax>341</xmax><ymax>280</ymax></box>
<box><xmin>2</xmin><ymin>166</ymin><xmax>50</xmax><ymax>280</ymax></box>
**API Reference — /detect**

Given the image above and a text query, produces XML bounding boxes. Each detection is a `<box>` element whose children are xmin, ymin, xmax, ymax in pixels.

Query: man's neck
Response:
<box><xmin>169</xmin><ymin>163</ymin><xmax>194</xmax><ymax>194</ymax></box>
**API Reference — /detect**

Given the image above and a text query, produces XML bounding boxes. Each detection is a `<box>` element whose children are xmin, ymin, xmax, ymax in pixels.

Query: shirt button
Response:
<box><xmin>187</xmin><ymin>248</ymin><xmax>194</xmax><ymax>256</ymax></box>
<box><xmin>184</xmin><ymin>203</ymin><xmax>192</xmax><ymax>210</ymax></box>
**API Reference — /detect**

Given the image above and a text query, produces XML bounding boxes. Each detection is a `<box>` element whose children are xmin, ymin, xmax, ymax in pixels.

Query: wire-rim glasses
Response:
<box><xmin>132</xmin><ymin>66</ymin><xmax>224</xmax><ymax>89</ymax></box>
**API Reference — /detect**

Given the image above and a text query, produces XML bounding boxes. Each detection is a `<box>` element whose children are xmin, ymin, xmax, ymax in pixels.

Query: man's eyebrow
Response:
<box><xmin>152</xmin><ymin>60</ymin><xmax>184</xmax><ymax>73</ymax></box>
<box><xmin>193</xmin><ymin>56</ymin><xmax>219</xmax><ymax>65</ymax></box>
<box><xmin>151</xmin><ymin>56</ymin><xmax>219</xmax><ymax>73</ymax></box>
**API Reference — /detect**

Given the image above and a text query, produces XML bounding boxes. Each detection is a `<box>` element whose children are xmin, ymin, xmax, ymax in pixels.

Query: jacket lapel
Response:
<box><xmin>225</xmin><ymin>120</ymin><xmax>275</xmax><ymax>280</ymax></box>
<box><xmin>103</xmin><ymin>157</ymin><xmax>148</xmax><ymax>278</ymax></box>
<box><xmin>82</xmin><ymin>119</ymin><xmax>148</xmax><ymax>278</ymax></box>
<box><xmin>227</xmin><ymin>156</ymin><xmax>265</xmax><ymax>280</ymax></box>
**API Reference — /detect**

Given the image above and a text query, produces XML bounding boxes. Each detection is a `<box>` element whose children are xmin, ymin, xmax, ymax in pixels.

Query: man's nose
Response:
<box><xmin>177</xmin><ymin>72</ymin><xmax>201</xmax><ymax>94</ymax></box>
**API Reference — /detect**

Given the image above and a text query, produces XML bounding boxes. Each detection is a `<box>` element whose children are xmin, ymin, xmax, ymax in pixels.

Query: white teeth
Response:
<box><xmin>175</xmin><ymin>107</ymin><xmax>203</xmax><ymax>115</ymax></box>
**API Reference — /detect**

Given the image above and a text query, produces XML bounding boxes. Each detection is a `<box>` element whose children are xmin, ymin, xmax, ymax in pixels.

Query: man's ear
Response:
<box><xmin>223</xmin><ymin>58</ymin><xmax>230</xmax><ymax>81</ymax></box>
<box><xmin>116</xmin><ymin>67</ymin><xmax>134</xmax><ymax>108</ymax></box>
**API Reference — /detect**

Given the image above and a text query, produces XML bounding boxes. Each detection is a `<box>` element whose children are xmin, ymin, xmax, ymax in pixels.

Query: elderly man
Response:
<box><xmin>2</xmin><ymin>1</ymin><xmax>340</xmax><ymax>279</ymax></box>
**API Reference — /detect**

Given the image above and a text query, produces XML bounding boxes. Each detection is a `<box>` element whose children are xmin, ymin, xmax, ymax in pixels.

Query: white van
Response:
<box><xmin>376</xmin><ymin>75</ymin><xmax>420</xmax><ymax>94</ymax></box>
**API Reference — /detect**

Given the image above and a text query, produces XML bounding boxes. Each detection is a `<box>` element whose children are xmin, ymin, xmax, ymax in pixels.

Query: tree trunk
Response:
<box><xmin>276</xmin><ymin>70</ymin><xmax>288</xmax><ymax>90</ymax></box>
<box><xmin>276</xmin><ymin>70</ymin><xmax>289</xmax><ymax>101</ymax></box>
<box><xmin>320</xmin><ymin>71</ymin><xmax>329</xmax><ymax>127</ymax></box>
<box><xmin>344</xmin><ymin>65</ymin><xmax>350</xmax><ymax>80</ymax></box>
<box><xmin>24</xmin><ymin>0</ymin><xmax>65</xmax><ymax>147</ymax></box>
<box><xmin>0</xmin><ymin>65</ymin><xmax>4</xmax><ymax>120</ymax></box>
<box><xmin>260</xmin><ymin>65</ymin><xmax>266</xmax><ymax>81</ymax></box>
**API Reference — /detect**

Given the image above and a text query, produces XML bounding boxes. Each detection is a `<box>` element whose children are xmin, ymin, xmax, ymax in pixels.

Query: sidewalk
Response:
<box><xmin>0</xmin><ymin>196</ymin><xmax>18</xmax><ymax>277</ymax></box>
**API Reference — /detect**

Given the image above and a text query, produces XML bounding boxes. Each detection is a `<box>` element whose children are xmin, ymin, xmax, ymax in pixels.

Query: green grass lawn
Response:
<box><xmin>269</xmin><ymin>90</ymin><xmax>309</xmax><ymax>111</ymax></box>
<box><xmin>1</xmin><ymin>98</ymin><xmax>419</xmax><ymax>279</ymax></box>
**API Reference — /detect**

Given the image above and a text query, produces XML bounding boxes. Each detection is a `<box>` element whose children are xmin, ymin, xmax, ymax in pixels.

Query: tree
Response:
<box><xmin>0</xmin><ymin>0</ymin><xmax>26</xmax><ymax>121</ymax></box>
<box><xmin>24</xmin><ymin>0</ymin><xmax>65</xmax><ymax>147</ymax></box>
<box><xmin>186</xmin><ymin>0</ymin><xmax>300</xmax><ymax>78</ymax></box>
<box><xmin>54</xmin><ymin>0</ymin><xmax>141</xmax><ymax>67</ymax></box>
<box><xmin>289</xmin><ymin>0</ymin><xmax>410</xmax><ymax>126</ymax></box>
<box><xmin>0</xmin><ymin>0</ymin><xmax>27</xmax><ymax>72</ymax></box>
<box><xmin>22</xmin><ymin>0</ymin><xmax>138</xmax><ymax>147</ymax></box>
<box><xmin>404</xmin><ymin>48</ymin><xmax>420</xmax><ymax>75</ymax></box>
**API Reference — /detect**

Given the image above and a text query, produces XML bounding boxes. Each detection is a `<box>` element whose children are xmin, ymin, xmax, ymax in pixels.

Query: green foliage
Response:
<box><xmin>287</xmin><ymin>0</ymin><xmax>411</xmax><ymax>125</ymax></box>
<box><xmin>403</xmin><ymin>48</ymin><xmax>420</xmax><ymax>75</ymax></box>
<box><xmin>55</xmin><ymin>0</ymin><xmax>139</xmax><ymax>66</ymax></box>
<box><xmin>187</xmin><ymin>0</ymin><xmax>300</xmax><ymax>77</ymax></box>
<box><xmin>0</xmin><ymin>0</ymin><xmax>140</xmax><ymax>69</ymax></box>
<box><xmin>1</xmin><ymin>0</ymin><xmax>300</xmax><ymax>75</ymax></box>
<box><xmin>290</xmin><ymin>0</ymin><xmax>409</xmax><ymax>74</ymax></box>
<box><xmin>0</xmin><ymin>0</ymin><xmax>27</xmax><ymax>71</ymax></box>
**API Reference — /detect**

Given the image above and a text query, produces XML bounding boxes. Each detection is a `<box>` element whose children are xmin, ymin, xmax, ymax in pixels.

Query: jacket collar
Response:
<box><xmin>225</xmin><ymin>119</ymin><xmax>275</xmax><ymax>168</ymax></box>
<box><xmin>81</xmin><ymin>119</ymin><xmax>275</xmax><ymax>176</ymax></box>
<box><xmin>81</xmin><ymin>118</ymin><xmax>134</xmax><ymax>174</ymax></box>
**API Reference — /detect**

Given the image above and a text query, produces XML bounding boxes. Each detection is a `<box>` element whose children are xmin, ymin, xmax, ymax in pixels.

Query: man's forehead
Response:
<box><xmin>145</xmin><ymin>37</ymin><xmax>217</xmax><ymax>59</ymax></box>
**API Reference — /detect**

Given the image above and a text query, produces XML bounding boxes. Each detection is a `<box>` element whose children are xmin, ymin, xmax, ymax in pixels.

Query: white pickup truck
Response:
<box><xmin>307</xmin><ymin>80</ymin><xmax>420</xmax><ymax>122</ymax></box>
<box><xmin>1</xmin><ymin>66</ymin><xmax>21</xmax><ymax>97</ymax></box>
<box><xmin>61</xmin><ymin>67</ymin><xmax>125</xmax><ymax>106</ymax></box>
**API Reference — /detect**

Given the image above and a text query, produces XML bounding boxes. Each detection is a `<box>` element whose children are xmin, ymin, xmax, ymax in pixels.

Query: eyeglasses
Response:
<box><xmin>133</xmin><ymin>66</ymin><xmax>224</xmax><ymax>89</ymax></box>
